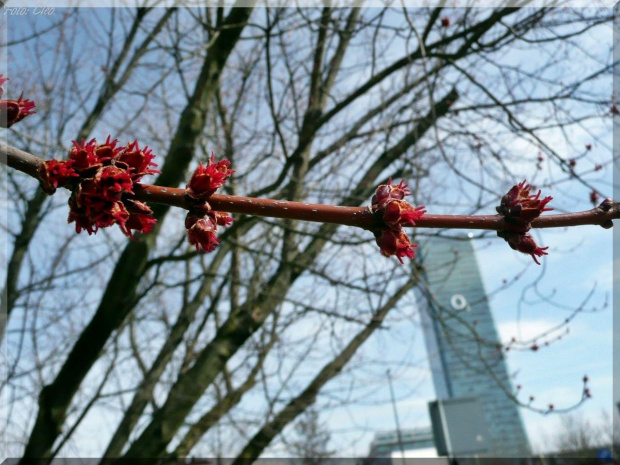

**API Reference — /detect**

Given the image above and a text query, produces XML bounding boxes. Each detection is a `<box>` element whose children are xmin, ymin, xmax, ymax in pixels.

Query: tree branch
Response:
<box><xmin>3</xmin><ymin>142</ymin><xmax>617</xmax><ymax>232</ymax></box>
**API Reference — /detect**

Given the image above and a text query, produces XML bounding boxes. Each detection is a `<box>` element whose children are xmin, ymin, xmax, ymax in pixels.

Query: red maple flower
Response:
<box><xmin>68</xmin><ymin>197</ymin><xmax>98</xmax><ymax>235</ymax></box>
<box><xmin>93</xmin><ymin>136</ymin><xmax>123</xmax><ymax>164</ymax></box>
<box><xmin>92</xmin><ymin>200</ymin><xmax>130</xmax><ymax>230</ymax></box>
<box><xmin>69</xmin><ymin>139</ymin><xmax>100</xmax><ymax>172</ymax></box>
<box><xmin>382</xmin><ymin>199</ymin><xmax>426</xmax><ymax>227</ymax></box>
<box><xmin>121</xmin><ymin>200</ymin><xmax>157</xmax><ymax>238</ymax></box>
<box><xmin>116</xmin><ymin>140</ymin><xmax>160</xmax><ymax>181</ymax></box>
<box><xmin>38</xmin><ymin>159</ymin><xmax>79</xmax><ymax>194</ymax></box>
<box><xmin>374</xmin><ymin>228</ymin><xmax>418</xmax><ymax>263</ymax></box>
<box><xmin>0</xmin><ymin>93</ymin><xmax>36</xmax><ymax>128</ymax></box>
<box><xmin>186</xmin><ymin>213</ymin><xmax>220</xmax><ymax>253</ymax></box>
<box><xmin>213</xmin><ymin>211</ymin><xmax>234</xmax><ymax>227</ymax></box>
<box><xmin>371</xmin><ymin>178</ymin><xmax>411</xmax><ymax>210</ymax></box>
<box><xmin>97</xmin><ymin>165</ymin><xmax>134</xmax><ymax>200</ymax></box>
<box><xmin>497</xmin><ymin>180</ymin><xmax>553</xmax><ymax>230</ymax></box>
<box><xmin>371</xmin><ymin>179</ymin><xmax>423</xmax><ymax>263</ymax></box>
<box><xmin>47</xmin><ymin>136</ymin><xmax>159</xmax><ymax>238</ymax></box>
<box><xmin>497</xmin><ymin>231</ymin><xmax>549</xmax><ymax>265</ymax></box>
<box><xmin>186</xmin><ymin>154</ymin><xmax>234</xmax><ymax>200</ymax></box>
<box><xmin>441</xmin><ymin>17</ymin><xmax>451</xmax><ymax>27</ymax></box>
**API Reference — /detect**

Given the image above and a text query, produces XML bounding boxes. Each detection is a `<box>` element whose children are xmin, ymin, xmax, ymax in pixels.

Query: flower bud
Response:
<box><xmin>371</xmin><ymin>178</ymin><xmax>410</xmax><ymax>210</ymax></box>
<box><xmin>374</xmin><ymin>227</ymin><xmax>417</xmax><ymax>263</ymax></box>
<box><xmin>38</xmin><ymin>159</ymin><xmax>79</xmax><ymax>195</ymax></box>
<box><xmin>590</xmin><ymin>190</ymin><xmax>600</xmax><ymax>206</ymax></box>
<box><xmin>497</xmin><ymin>180</ymin><xmax>552</xmax><ymax>223</ymax></box>
<box><xmin>186</xmin><ymin>153</ymin><xmax>234</xmax><ymax>200</ymax></box>
<box><xmin>497</xmin><ymin>231</ymin><xmax>549</xmax><ymax>265</ymax></box>
<box><xmin>115</xmin><ymin>140</ymin><xmax>160</xmax><ymax>181</ymax></box>
<box><xmin>186</xmin><ymin>212</ymin><xmax>220</xmax><ymax>253</ymax></box>
<box><xmin>0</xmin><ymin>94</ymin><xmax>36</xmax><ymax>128</ymax></box>
<box><xmin>121</xmin><ymin>200</ymin><xmax>157</xmax><ymax>239</ymax></box>
<box><xmin>382</xmin><ymin>199</ymin><xmax>426</xmax><ymax>227</ymax></box>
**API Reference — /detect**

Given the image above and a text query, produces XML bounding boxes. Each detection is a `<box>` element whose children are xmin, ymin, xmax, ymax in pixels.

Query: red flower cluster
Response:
<box><xmin>371</xmin><ymin>179</ymin><xmax>426</xmax><ymax>263</ymax></box>
<box><xmin>38</xmin><ymin>137</ymin><xmax>159</xmax><ymax>238</ymax></box>
<box><xmin>186</xmin><ymin>154</ymin><xmax>235</xmax><ymax>200</ymax></box>
<box><xmin>0</xmin><ymin>74</ymin><xmax>36</xmax><ymax>128</ymax></box>
<box><xmin>184</xmin><ymin>154</ymin><xmax>235</xmax><ymax>253</ymax></box>
<box><xmin>496</xmin><ymin>180</ymin><xmax>552</xmax><ymax>264</ymax></box>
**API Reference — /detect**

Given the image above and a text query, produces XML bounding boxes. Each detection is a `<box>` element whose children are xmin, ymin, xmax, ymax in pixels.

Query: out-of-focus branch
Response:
<box><xmin>3</xmin><ymin>142</ymin><xmax>617</xmax><ymax>232</ymax></box>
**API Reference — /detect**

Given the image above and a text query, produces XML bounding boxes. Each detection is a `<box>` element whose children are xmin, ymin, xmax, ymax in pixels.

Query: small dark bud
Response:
<box><xmin>601</xmin><ymin>220</ymin><xmax>613</xmax><ymax>230</ymax></box>
<box><xmin>600</xmin><ymin>198</ymin><xmax>613</xmax><ymax>212</ymax></box>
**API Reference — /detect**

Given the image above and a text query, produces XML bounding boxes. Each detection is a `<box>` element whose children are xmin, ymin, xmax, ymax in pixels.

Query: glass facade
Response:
<box><xmin>418</xmin><ymin>237</ymin><xmax>531</xmax><ymax>458</ymax></box>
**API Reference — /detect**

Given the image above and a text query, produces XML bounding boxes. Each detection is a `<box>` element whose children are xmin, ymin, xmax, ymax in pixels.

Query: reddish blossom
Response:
<box><xmin>0</xmin><ymin>93</ymin><xmax>36</xmax><ymax>128</ymax></box>
<box><xmin>374</xmin><ymin>228</ymin><xmax>417</xmax><ymax>263</ymax></box>
<box><xmin>62</xmin><ymin>136</ymin><xmax>159</xmax><ymax>238</ymax></box>
<box><xmin>68</xmin><ymin>197</ymin><xmax>98</xmax><ymax>235</ymax></box>
<box><xmin>585</xmin><ymin>143</ymin><xmax>592</xmax><ymax>151</ymax></box>
<box><xmin>584</xmin><ymin>388</ymin><xmax>592</xmax><ymax>398</ymax></box>
<box><xmin>612</xmin><ymin>105</ymin><xmax>620</xmax><ymax>115</ymax></box>
<box><xmin>94</xmin><ymin>136</ymin><xmax>122</xmax><ymax>163</ymax></box>
<box><xmin>371</xmin><ymin>179</ymin><xmax>423</xmax><ymax>263</ymax></box>
<box><xmin>497</xmin><ymin>231</ymin><xmax>549</xmax><ymax>265</ymax></box>
<box><xmin>548</xmin><ymin>404</ymin><xmax>554</xmax><ymax>410</ymax></box>
<box><xmin>116</xmin><ymin>140</ymin><xmax>159</xmax><ymax>181</ymax></box>
<box><xmin>186</xmin><ymin>213</ymin><xmax>220</xmax><ymax>253</ymax></box>
<box><xmin>93</xmin><ymin>200</ymin><xmax>130</xmax><ymax>230</ymax></box>
<box><xmin>186</xmin><ymin>154</ymin><xmax>234</xmax><ymax>200</ymax></box>
<box><xmin>590</xmin><ymin>190</ymin><xmax>600</xmax><ymax>206</ymax></box>
<box><xmin>213</xmin><ymin>211</ymin><xmax>234</xmax><ymax>227</ymax></box>
<box><xmin>441</xmin><ymin>17</ymin><xmax>451</xmax><ymax>27</ymax></box>
<box><xmin>121</xmin><ymin>200</ymin><xmax>157</xmax><ymax>238</ymax></box>
<box><xmin>69</xmin><ymin>139</ymin><xmax>100</xmax><ymax>172</ymax></box>
<box><xmin>382</xmin><ymin>199</ymin><xmax>426</xmax><ymax>227</ymax></box>
<box><xmin>497</xmin><ymin>180</ymin><xmax>553</xmax><ymax>228</ymax></box>
<box><xmin>371</xmin><ymin>178</ymin><xmax>411</xmax><ymax>210</ymax></box>
<box><xmin>38</xmin><ymin>159</ymin><xmax>79</xmax><ymax>195</ymax></box>
<box><xmin>97</xmin><ymin>165</ymin><xmax>134</xmax><ymax>200</ymax></box>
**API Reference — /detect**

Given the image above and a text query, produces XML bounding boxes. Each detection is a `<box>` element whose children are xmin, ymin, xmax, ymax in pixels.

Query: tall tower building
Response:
<box><xmin>418</xmin><ymin>237</ymin><xmax>530</xmax><ymax>457</ymax></box>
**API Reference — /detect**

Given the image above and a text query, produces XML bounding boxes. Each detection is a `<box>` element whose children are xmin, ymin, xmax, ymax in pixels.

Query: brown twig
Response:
<box><xmin>3</xmin><ymin>142</ymin><xmax>617</xmax><ymax>231</ymax></box>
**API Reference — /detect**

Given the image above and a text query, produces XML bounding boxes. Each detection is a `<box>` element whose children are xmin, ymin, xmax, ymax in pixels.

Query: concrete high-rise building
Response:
<box><xmin>418</xmin><ymin>237</ymin><xmax>530</xmax><ymax>458</ymax></box>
